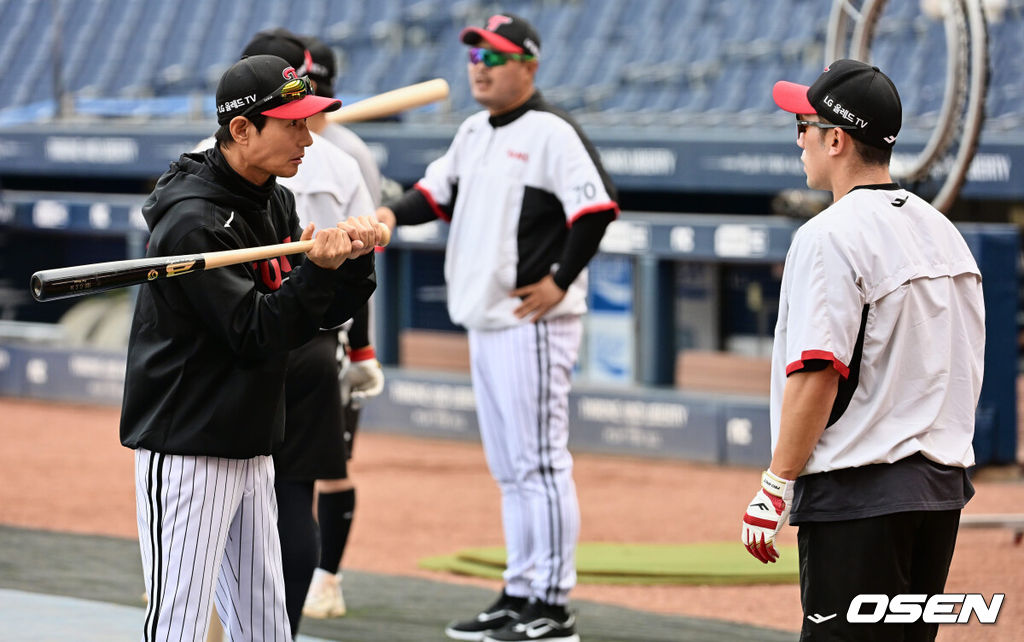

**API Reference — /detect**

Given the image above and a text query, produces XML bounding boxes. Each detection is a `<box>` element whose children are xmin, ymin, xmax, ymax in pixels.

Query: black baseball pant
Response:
<box><xmin>798</xmin><ymin>509</ymin><xmax>961</xmax><ymax>642</ymax></box>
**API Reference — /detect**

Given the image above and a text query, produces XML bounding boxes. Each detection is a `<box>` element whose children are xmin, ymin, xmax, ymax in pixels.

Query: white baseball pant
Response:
<box><xmin>134</xmin><ymin>448</ymin><xmax>292</xmax><ymax>641</ymax></box>
<box><xmin>468</xmin><ymin>315</ymin><xmax>582</xmax><ymax>605</ymax></box>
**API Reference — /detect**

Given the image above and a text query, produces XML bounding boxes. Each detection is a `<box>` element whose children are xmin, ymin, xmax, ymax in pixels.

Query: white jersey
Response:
<box><xmin>416</xmin><ymin>99</ymin><xmax>617</xmax><ymax>330</ymax></box>
<box><xmin>770</xmin><ymin>186</ymin><xmax>985</xmax><ymax>475</ymax></box>
<box><xmin>195</xmin><ymin>133</ymin><xmax>373</xmax><ymax>229</ymax></box>
<box><xmin>279</xmin><ymin>131</ymin><xmax>374</xmax><ymax>228</ymax></box>
<box><xmin>320</xmin><ymin>123</ymin><xmax>383</xmax><ymax>207</ymax></box>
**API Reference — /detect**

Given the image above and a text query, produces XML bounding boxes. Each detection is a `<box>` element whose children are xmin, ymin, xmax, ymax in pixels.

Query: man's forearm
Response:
<box><xmin>348</xmin><ymin>302</ymin><xmax>370</xmax><ymax>350</ymax></box>
<box><xmin>552</xmin><ymin>209</ymin><xmax>616</xmax><ymax>290</ymax></box>
<box><xmin>385</xmin><ymin>187</ymin><xmax>444</xmax><ymax>226</ymax></box>
<box><xmin>769</xmin><ymin>367</ymin><xmax>841</xmax><ymax>479</ymax></box>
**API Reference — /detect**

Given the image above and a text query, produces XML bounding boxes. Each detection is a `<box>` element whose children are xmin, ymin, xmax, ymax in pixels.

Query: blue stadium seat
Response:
<box><xmin>289</xmin><ymin>0</ymin><xmax>329</xmax><ymax>38</ymax></box>
<box><xmin>0</xmin><ymin>1</ymin><xmax>37</xmax><ymax>85</ymax></box>
<box><xmin>143</xmin><ymin>5</ymin><xmax>186</xmax><ymax>88</ymax></box>
<box><xmin>117</xmin><ymin>0</ymin><xmax>172</xmax><ymax>95</ymax></box>
<box><xmin>8</xmin><ymin>6</ymin><xmax>59</xmax><ymax>107</ymax></box>
<box><xmin>87</xmin><ymin>0</ymin><xmax>148</xmax><ymax>96</ymax></box>
<box><xmin>0</xmin><ymin>0</ymin><xmax>1020</xmax><ymax>135</ymax></box>
<box><xmin>706</xmin><ymin>66</ymin><xmax>750</xmax><ymax>114</ymax></box>
<box><xmin>664</xmin><ymin>0</ymin><xmax>708</xmax><ymax>31</ymax></box>
<box><xmin>61</xmin><ymin>1</ymin><xmax>110</xmax><ymax>94</ymax></box>
<box><xmin>339</xmin><ymin>46</ymin><xmax>381</xmax><ymax>95</ymax></box>
<box><xmin>47</xmin><ymin>0</ymin><xmax>95</xmax><ymax>88</ymax></box>
<box><xmin>360</xmin><ymin>0</ymin><xmax>402</xmax><ymax>31</ymax></box>
<box><xmin>323</xmin><ymin>0</ymin><xmax>362</xmax><ymax>28</ymax></box>
<box><xmin>672</xmin><ymin>80</ymin><xmax>712</xmax><ymax>115</ymax></box>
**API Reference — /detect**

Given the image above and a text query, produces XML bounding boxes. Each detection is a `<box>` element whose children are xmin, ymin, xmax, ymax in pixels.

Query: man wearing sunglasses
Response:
<box><xmin>120</xmin><ymin>53</ymin><xmax>384</xmax><ymax>642</ymax></box>
<box><xmin>378</xmin><ymin>12</ymin><xmax>617</xmax><ymax>642</ymax></box>
<box><xmin>740</xmin><ymin>59</ymin><xmax>984</xmax><ymax>641</ymax></box>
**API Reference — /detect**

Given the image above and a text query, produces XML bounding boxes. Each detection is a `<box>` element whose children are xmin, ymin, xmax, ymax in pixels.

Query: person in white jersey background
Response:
<box><xmin>235</xmin><ymin>29</ymin><xmax>380</xmax><ymax>635</ymax></box>
<box><xmin>740</xmin><ymin>60</ymin><xmax>985</xmax><ymax>642</ymax></box>
<box><xmin>292</xmin><ymin>34</ymin><xmax>388</xmax><ymax>623</ymax></box>
<box><xmin>378</xmin><ymin>13</ymin><xmax>617</xmax><ymax>642</ymax></box>
<box><xmin>120</xmin><ymin>53</ymin><xmax>382</xmax><ymax>642</ymax></box>
<box><xmin>301</xmin><ymin>34</ymin><xmax>383</xmax><ymax>209</ymax></box>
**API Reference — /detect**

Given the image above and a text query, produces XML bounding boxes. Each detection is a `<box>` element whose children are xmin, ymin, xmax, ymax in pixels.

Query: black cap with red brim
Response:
<box><xmin>772</xmin><ymin>59</ymin><xmax>902</xmax><ymax>149</ymax></box>
<box><xmin>215</xmin><ymin>55</ymin><xmax>341</xmax><ymax>126</ymax></box>
<box><xmin>459</xmin><ymin>13</ymin><xmax>541</xmax><ymax>58</ymax></box>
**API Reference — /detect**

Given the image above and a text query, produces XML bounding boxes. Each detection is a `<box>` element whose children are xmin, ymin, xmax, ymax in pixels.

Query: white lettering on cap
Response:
<box><xmin>822</xmin><ymin>94</ymin><xmax>869</xmax><ymax>128</ymax></box>
<box><xmin>217</xmin><ymin>94</ymin><xmax>257</xmax><ymax>114</ymax></box>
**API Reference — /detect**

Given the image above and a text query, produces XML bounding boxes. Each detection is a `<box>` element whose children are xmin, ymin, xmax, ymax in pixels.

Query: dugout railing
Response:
<box><xmin>0</xmin><ymin>192</ymin><xmax>1017</xmax><ymax>468</ymax></box>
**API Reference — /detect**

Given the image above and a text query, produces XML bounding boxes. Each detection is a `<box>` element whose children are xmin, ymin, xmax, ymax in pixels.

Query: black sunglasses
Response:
<box><xmin>796</xmin><ymin>120</ymin><xmax>857</xmax><ymax>136</ymax></box>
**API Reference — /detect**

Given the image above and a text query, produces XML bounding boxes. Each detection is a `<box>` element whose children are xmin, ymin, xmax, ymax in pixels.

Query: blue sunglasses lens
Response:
<box><xmin>468</xmin><ymin>47</ymin><xmax>534</xmax><ymax>67</ymax></box>
<box><xmin>469</xmin><ymin>48</ymin><xmax>504</xmax><ymax>67</ymax></box>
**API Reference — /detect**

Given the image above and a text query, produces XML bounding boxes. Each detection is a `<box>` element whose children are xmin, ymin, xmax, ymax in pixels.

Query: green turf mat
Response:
<box><xmin>420</xmin><ymin>542</ymin><xmax>799</xmax><ymax>585</ymax></box>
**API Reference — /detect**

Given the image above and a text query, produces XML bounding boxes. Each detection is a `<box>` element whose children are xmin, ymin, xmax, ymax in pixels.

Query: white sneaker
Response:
<box><xmin>302</xmin><ymin>568</ymin><xmax>347</xmax><ymax>618</ymax></box>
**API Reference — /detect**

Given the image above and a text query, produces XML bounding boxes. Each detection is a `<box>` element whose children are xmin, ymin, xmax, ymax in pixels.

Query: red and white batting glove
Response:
<box><xmin>341</xmin><ymin>346</ymin><xmax>384</xmax><ymax>409</ymax></box>
<box><xmin>741</xmin><ymin>470</ymin><xmax>794</xmax><ymax>564</ymax></box>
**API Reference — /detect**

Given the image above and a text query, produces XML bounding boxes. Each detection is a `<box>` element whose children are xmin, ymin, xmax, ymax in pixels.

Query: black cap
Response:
<box><xmin>460</xmin><ymin>13</ymin><xmax>541</xmax><ymax>58</ymax></box>
<box><xmin>300</xmin><ymin>35</ymin><xmax>338</xmax><ymax>98</ymax></box>
<box><xmin>773</xmin><ymin>59</ymin><xmax>902</xmax><ymax>149</ymax></box>
<box><xmin>242</xmin><ymin>28</ymin><xmax>313</xmax><ymax>76</ymax></box>
<box><xmin>215</xmin><ymin>54</ymin><xmax>340</xmax><ymax>126</ymax></box>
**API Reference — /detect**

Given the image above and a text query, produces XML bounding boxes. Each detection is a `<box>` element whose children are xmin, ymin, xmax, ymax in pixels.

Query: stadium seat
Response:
<box><xmin>0</xmin><ymin>0</ymin><xmax>1020</xmax><ymax>130</ymax></box>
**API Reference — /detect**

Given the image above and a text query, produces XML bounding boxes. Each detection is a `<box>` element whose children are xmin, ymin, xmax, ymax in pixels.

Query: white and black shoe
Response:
<box><xmin>444</xmin><ymin>590</ymin><xmax>529</xmax><ymax>641</ymax></box>
<box><xmin>483</xmin><ymin>599</ymin><xmax>580</xmax><ymax>642</ymax></box>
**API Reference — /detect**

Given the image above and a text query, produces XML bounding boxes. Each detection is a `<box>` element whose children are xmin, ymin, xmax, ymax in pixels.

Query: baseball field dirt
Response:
<box><xmin>1</xmin><ymin>397</ymin><xmax>1021</xmax><ymax>640</ymax></box>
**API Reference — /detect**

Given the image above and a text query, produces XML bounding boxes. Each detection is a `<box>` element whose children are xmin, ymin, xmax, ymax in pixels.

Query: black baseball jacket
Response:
<box><xmin>120</xmin><ymin>147</ymin><xmax>376</xmax><ymax>458</ymax></box>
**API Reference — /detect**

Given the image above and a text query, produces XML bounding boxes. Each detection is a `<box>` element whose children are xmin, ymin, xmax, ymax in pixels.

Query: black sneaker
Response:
<box><xmin>444</xmin><ymin>590</ymin><xmax>529</xmax><ymax>641</ymax></box>
<box><xmin>483</xmin><ymin>600</ymin><xmax>580</xmax><ymax>642</ymax></box>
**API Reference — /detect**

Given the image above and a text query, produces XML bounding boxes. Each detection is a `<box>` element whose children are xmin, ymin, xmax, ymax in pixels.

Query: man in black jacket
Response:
<box><xmin>120</xmin><ymin>54</ymin><xmax>382</xmax><ymax>642</ymax></box>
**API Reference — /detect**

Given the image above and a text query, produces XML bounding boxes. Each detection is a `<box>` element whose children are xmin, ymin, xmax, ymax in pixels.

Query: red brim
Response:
<box><xmin>772</xmin><ymin>81</ymin><xmax>814</xmax><ymax>114</ymax></box>
<box><xmin>262</xmin><ymin>95</ymin><xmax>341</xmax><ymax>120</ymax></box>
<box><xmin>459</xmin><ymin>27</ymin><xmax>523</xmax><ymax>53</ymax></box>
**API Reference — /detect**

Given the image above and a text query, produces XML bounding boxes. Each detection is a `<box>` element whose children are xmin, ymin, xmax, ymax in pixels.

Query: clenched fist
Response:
<box><xmin>301</xmin><ymin>223</ymin><xmax>356</xmax><ymax>270</ymax></box>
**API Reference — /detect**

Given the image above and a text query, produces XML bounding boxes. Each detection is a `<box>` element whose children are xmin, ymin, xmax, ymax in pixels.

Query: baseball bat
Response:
<box><xmin>31</xmin><ymin>224</ymin><xmax>391</xmax><ymax>302</ymax></box>
<box><xmin>327</xmin><ymin>78</ymin><xmax>449</xmax><ymax>124</ymax></box>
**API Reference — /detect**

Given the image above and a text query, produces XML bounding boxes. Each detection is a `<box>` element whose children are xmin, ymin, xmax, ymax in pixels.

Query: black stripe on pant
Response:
<box><xmin>535</xmin><ymin>321</ymin><xmax>564</xmax><ymax>605</ymax></box>
<box><xmin>143</xmin><ymin>452</ymin><xmax>166</xmax><ymax>641</ymax></box>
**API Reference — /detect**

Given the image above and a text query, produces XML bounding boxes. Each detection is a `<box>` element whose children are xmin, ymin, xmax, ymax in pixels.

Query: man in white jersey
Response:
<box><xmin>234</xmin><ymin>29</ymin><xmax>381</xmax><ymax>635</ymax></box>
<box><xmin>294</xmin><ymin>34</ymin><xmax>388</xmax><ymax>623</ymax></box>
<box><xmin>301</xmin><ymin>34</ymin><xmax>383</xmax><ymax>208</ymax></box>
<box><xmin>378</xmin><ymin>13</ymin><xmax>617</xmax><ymax>642</ymax></box>
<box><xmin>740</xmin><ymin>60</ymin><xmax>985</xmax><ymax>641</ymax></box>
